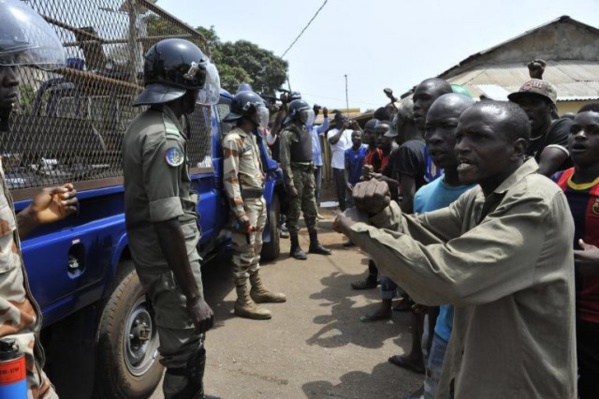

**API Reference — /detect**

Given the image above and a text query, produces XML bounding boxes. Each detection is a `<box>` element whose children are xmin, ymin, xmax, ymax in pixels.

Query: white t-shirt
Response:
<box><xmin>327</xmin><ymin>128</ymin><xmax>353</xmax><ymax>169</ymax></box>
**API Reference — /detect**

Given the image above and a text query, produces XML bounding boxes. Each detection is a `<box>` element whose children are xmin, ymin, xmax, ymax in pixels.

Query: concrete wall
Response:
<box><xmin>557</xmin><ymin>100</ymin><xmax>596</xmax><ymax>115</ymax></box>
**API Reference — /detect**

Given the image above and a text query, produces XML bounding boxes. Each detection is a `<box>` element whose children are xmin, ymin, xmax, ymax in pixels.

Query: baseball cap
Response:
<box><xmin>377</xmin><ymin>122</ymin><xmax>397</xmax><ymax>138</ymax></box>
<box><xmin>507</xmin><ymin>79</ymin><xmax>557</xmax><ymax>105</ymax></box>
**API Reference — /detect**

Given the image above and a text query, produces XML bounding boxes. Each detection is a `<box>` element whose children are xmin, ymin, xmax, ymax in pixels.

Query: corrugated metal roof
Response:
<box><xmin>447</xmin><ymin>61</ymin><xmax>599</xmax><ymax>101</ymax></box>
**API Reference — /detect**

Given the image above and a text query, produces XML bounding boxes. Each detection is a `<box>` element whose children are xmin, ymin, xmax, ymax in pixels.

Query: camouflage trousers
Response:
<box><xmin>231</xmin><ymin>197</ymin><xmax>267</xmax><ymax>286</ymax></box>
<box><xmin>287</xmin><ymin>165</ymin><xmax>318</xmax><ymax>234</ymax></box>
<box><xmin>0</xmin><ymin>265</ymin><xmax>57</xmax><ymax>399</ymax></box>
<box><xmin>136</xmin><ymin>261</ymin><xmax>205</xmax><ymax>371</ymax></box>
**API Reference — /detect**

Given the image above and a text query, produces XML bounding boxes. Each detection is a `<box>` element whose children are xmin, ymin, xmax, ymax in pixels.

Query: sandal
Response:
<box><xmin>387</xmin><ymin>354</ymin><xmax>425</xmax><ymax>374</ymax></box>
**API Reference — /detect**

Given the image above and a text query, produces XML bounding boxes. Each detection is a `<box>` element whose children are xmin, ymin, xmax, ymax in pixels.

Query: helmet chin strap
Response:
<box><xmin>183</xmin><ymin>113</ymin><xmax>191</xmax><ymax>138</ymax></box>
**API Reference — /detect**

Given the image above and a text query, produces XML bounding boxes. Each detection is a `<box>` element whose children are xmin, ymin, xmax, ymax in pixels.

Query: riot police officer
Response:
<box><xmin>123</xmin><ymin>38</ymin><xmax>220</xmax><ymax>399</ymax></box>
<box><xmin>222</xmin><ymin>91</ymin><xmax>286</xmax><ymax>320</ymax></box>
<box><xmin>279</xmin><ymin>99</ymin><xmax>332</xmax><ymax>260</ymax></box>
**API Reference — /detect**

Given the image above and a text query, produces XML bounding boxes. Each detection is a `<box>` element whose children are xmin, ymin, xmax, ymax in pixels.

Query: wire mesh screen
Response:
<box><xmin>3</xmin><ymin>0</ymin><xmax>212</xmax><ymax>194</ymax></box>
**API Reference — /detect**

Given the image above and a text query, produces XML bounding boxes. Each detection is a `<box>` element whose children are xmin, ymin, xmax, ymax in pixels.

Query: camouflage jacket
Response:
<box><xmin>222</xmin><ymin>127</ymin><xmax>265</xmax><ymax>218</ymax></box>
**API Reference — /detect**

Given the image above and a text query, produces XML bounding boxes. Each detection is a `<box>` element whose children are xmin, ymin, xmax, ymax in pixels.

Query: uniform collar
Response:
<box><xmin>231</xmin><ymin>126</ymin><xmax>250</xmax><ymax>138</ymax></box>
<box><xmin>492</xmin><ymin>158</ymin><xmax>539</xmax><ymax>195</ymax></box>
<box><xmin>161</xmin><ymin>106</ymin><xmax>187</xmax><ymax>139</ymax></box>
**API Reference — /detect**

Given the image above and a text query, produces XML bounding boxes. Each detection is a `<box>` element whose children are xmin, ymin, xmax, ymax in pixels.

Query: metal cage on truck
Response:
<box><xmin>5</xmin><ymin>0</ymin><xmax>214</xmax><ymax>200</ymax></box>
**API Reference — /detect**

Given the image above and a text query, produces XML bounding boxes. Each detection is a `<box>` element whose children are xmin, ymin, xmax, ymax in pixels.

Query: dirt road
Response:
<box><xmin>151</xmin><ymin>218</ymin><xmax>422</xmax><ymax>399</ymax></box>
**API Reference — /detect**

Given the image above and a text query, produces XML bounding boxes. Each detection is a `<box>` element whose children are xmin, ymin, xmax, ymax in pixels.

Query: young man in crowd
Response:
<box><xmin>413</xmin><ymin>78</ymin><xmax>453</xmax><ymax>184</ymax></box>
<box><xmin>335</xmin><ymin>101</ymin><xmax>576</xmax><ymax>398</ymax></box>
<box><xmin>350</xmin><ymin>118</ymin><xmax>384</xmax><ymax>290</ymax></box>
<box><xmin>328</xmin><ymin>113</ymin><xmax>358</xmax><ymax>211</ymax></box>
<box><xmin>363</xmin><ymin>119</ymin><xmax>384</xmax><ymax>175</ymax></box>
<box><xmin>351</xmin><ymin>103</ymin><xmax>415</xmax><ymax>292</ymax></box>
<box><xmin>553</xmin><ymin>104</ymin><xmax>599</xmax><ymax>399</ymax></box>
<box><xmin>344</xmin><ymin>130</ymin><xmax>368</xmax><ymax>208</ymax></box>
<box><xmin>508</xmin><ymin>78</ymin><xmax>571</xmax><ymax>176</ymax></box>
<box><xmin>415</xmin><ymin>93</ymin><xmax>475</xmax><ymax>399</ymax></box>
<box><xmin>310</xmin><ymin>105</ymin><xmax>330</xmax><ymax>215</ymax></box>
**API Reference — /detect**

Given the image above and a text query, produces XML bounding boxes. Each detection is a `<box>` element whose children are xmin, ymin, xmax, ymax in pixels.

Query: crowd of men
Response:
<box><xmin>0</xmin><ymin>1</ymin><xmax>596</xmax><ymax>397</ymax></box>
<box><xmin>260</xmin><ymin>59</ymin><xmax>597</xmax><ymax>399</ymax></box>
<box><xmin>331</xmin><ymin>71</ymin><xmax>597</xmax><ymax>399</ymax></box>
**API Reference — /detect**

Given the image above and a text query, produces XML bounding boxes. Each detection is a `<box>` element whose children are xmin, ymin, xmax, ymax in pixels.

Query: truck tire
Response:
<box><xmin>94</xmin><ymin>262</ymin><xmax>164</xmax><ymax>398</ymax></box>
<box><xmin>261</xmin><ymin>195</ymin><xmax>280</xmax><ymax>261</ymax></box>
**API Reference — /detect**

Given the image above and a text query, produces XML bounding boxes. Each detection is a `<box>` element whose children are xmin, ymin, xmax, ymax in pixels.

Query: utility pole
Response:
<box><xmin>344</xmin><ymin>74</ymin><xmax>349</xmax><ymax>116</ymax></box>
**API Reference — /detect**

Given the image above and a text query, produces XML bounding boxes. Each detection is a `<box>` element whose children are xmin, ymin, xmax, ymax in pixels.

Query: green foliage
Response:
<box><xmin>18</xmin><ymin>83</ymin><xmax>36</xmax><ymax>114</ymax></box>
<box><xmin>196</xmin><ymin>26</ymin><xmax>288</xmax><ymax>96</ymax></box>
<box><xmin>141</xmin><ymin>17</ymin><xmax>288</xmax><ymax>96</ymax></box>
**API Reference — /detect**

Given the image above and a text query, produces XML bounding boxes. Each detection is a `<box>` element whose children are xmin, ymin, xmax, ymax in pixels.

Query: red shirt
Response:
<box><xmin>365</xmin><ymin>148</ymin><xmax>383</xmax><ymax>173</ymax></box>
<box><xmin>556</xmin><ymin>168</ymin><xmax>599</xmax><ymax>323</ymax></box>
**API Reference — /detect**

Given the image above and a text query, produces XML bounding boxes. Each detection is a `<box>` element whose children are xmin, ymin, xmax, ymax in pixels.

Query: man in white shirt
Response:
<box><xmin>327</xmin><ymin>113</ymin><xmax>358</xmax><ymax>211</ymax></box>
<box><xmin>310</xmin><ymin>105</ymin><xmax>330</xmax><ymax>211</ymax></box>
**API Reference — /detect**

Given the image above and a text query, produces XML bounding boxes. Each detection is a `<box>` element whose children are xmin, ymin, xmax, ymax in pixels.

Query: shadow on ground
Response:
<box><xmin>302</xmin><ymin>361</ymin><xmax>423</xmax><ymax>399</ymax></box>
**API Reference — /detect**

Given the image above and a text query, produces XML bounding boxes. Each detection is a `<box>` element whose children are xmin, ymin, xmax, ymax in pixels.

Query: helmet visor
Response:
<box><xmin>0</xmin><ymin>0</ymin><xmax>66</xmax><ymax>69</ymax></box>
<box><xmin>300</xmin><ymin>109</ymin><xmax>315</xmax><ymax>126</ymax></box>
<box><xmin>256</xmin><ymin>105</ymin><xmax>270</xmax><ymax>130</ymax></box>
<box><xmin>197</xmin><ymin>61</ymin><xmax>221</xmax><ymax>105</ymax></box>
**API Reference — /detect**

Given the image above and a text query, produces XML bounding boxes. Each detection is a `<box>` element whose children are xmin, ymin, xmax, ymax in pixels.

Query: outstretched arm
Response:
<box><xmin>18</xmin><ymin>183</ymin><xmax>78</xmax><ymax>238</ymax></box>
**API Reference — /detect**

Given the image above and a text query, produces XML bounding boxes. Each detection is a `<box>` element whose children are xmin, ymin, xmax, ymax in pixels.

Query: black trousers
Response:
<box><xmin>578</xmin><ymin>319</ymin><xmax>599</xmax><ymax>399</ymax></box>
<box><xmin>332</xmin><ymin>168</ymin><xmax>347</xmax><ymax>211</ymax></box>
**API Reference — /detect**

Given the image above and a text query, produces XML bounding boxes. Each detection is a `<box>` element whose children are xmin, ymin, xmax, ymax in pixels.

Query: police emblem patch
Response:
<box><xmin>165</xmin><ymin>147</ymin><xmax>184</xmax><ymax>167</ymax></box>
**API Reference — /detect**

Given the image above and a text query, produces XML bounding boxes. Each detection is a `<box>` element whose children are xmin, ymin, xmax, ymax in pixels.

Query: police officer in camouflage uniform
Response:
<box><xmin>222</xmin><ymin>91</ymin><xmax>286</xmax><ymax>320</ymax></box>
<box><xmin>0</xmin><ymin>3</ymin><xmax>79</xmax><ymax>397</ymax></box>
<box><xmin>279</xmin><ymin>99</ymin><xmax>332</xmax><ymax>260</ymax></box>
<box><xmin>123</xmin><ymin>38</ymin><xmax>220</xmax><ymax>399</ymax></box>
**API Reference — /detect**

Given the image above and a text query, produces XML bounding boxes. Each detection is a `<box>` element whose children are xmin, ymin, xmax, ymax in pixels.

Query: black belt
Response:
<box><xmin>241</xmin><ymin>189</ymin><xmax>264</xmax><ymax>199</ymax></box>
<box><xmin>291</xmin><ymin>162</ymin><xmax>313</xmax><ymax>170</ymax></box>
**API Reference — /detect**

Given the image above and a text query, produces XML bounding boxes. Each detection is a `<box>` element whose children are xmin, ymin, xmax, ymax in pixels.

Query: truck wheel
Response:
<box><xmin>261</xmin><ymin>195</ymin><xmax>280</xmax><ymax>261</ymax></box>
<box><xmin>94</xmin><ymin>262</ymin><xmax>164</xmax><ymax>399</ymax></box>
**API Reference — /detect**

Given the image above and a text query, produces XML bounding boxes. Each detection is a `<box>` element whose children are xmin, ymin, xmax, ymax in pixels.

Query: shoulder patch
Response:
<box><xmin>165</xmin><ymin>147</ymin><xmax>185</xmax><ymax>167</ymax></box>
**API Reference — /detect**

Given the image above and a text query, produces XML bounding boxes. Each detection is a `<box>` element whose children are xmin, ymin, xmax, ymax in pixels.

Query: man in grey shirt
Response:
<box><xmin>335</xmin><ymin>101</ymin><xmax>576</xmax><ymax>398</ymax></box>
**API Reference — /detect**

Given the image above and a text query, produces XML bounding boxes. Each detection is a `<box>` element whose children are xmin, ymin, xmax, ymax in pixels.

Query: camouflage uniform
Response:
<box><xmin>279</xmin><ymin>124</ymin><xmax>318</xmax><ymax>234</ymax></box>
<box><xmin>123</xmin><ymin>105</ymin><xmax>206</xmax><ymax>394</ymax></box>
<box><xmin>0</xmin><ymin>160</ymin><xmax>57</xmax><ymax>399</ymax></box>
<box><xmin>222</xmin><ymin>126</ymin><xmax>285</xmax><ymax>319</ymax></box>
<box><xmin>222</xmin><ymin>127</ymin><xmax>266</xmax><ymax>282</ymax></box>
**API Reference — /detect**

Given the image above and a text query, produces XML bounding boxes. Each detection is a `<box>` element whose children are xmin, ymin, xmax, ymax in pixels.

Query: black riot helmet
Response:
<box><xmin>133</xmin><ymin>38</ymin><xmax>220</xmax><ymax>107</ymax></box>
<box><xmin>223</xmin><ymin>91</ymin><xmax>269</xmax><ymax>129</ymax></box>
<box><xmin>286</xmin><ymin>99</ymin><xmax>315</xmax><ymax>126</ymax></box>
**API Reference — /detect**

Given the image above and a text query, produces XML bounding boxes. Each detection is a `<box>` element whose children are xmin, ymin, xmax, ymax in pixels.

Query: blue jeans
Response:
<box><xmin>332</xmin><ymin>168</ymin><xmax>347</xmax><ymax>211</ymax></box>
<box><xmin>379</xmin><ymin>275</ymin><xmax>399</xmax><ymax>300</ymax></box>
<box><xmin>424</xmin><ymin>333</ymin><xmax>450</xmax><ymax>399</ymax></box>
<box><xmin>314</xmin><ymin>165</ymin><xmax>322</xmax><ymax>206</ymax></box>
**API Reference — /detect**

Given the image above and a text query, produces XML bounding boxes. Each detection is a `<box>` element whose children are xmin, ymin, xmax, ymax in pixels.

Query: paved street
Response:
<box><xmin>151</xmin><ymin>216</ymin><xmax>422</xmax><ymax>399</ymax></box>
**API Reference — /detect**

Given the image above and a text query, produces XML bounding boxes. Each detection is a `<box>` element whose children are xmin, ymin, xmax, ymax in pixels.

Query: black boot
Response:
<box><xmin>290</xmin><ymin>232</ymin><xmax>307</xmax><ymax>260</ymax></box>
<box><xmin>308</xmin><ymin>229</ymin><xmax>332</xmax><ymax>255</ymax></box>
<box><xmin>165</xmin><ymin>347</ymin><xmax>220</xmax><ymax>399</ymax></box>
<box><xmin>351</xmin><ymin>259</ymin><xmax>379</xmax><ymax>289</ymax></box>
